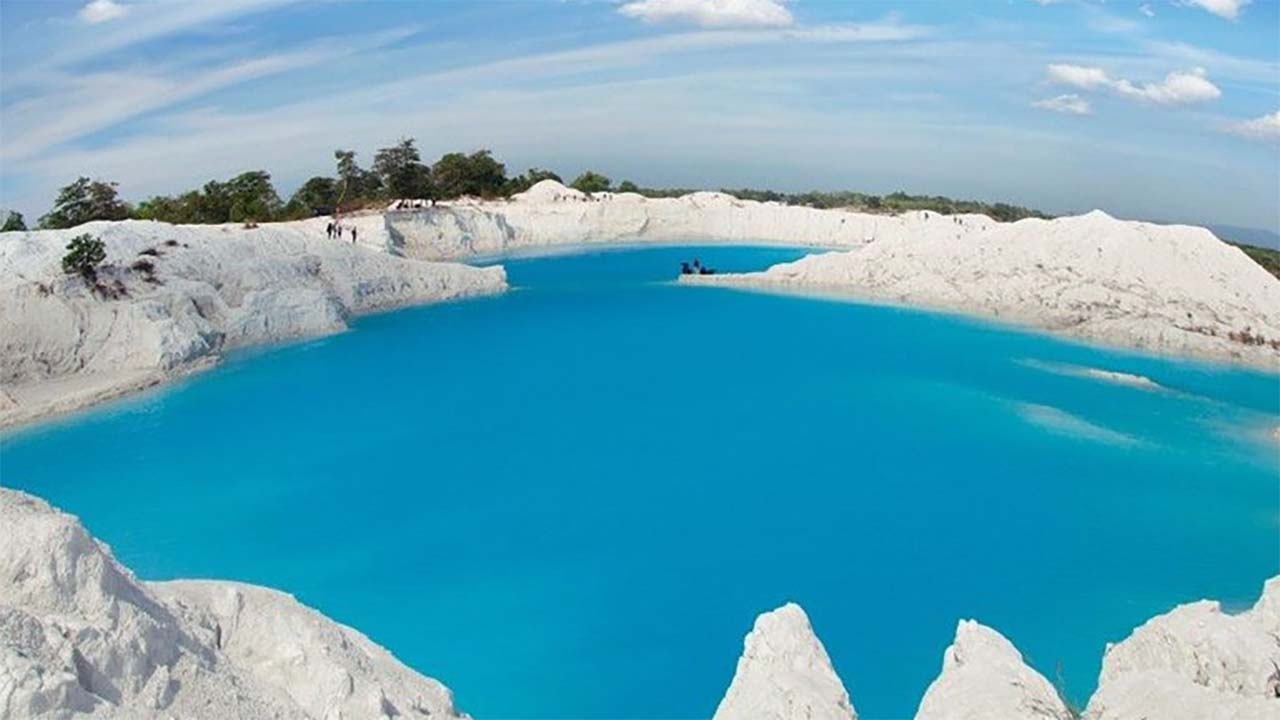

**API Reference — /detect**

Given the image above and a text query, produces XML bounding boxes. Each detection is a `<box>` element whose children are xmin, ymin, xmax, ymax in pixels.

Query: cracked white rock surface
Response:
<box><xmin>0</xmin><ymin>487</ymin><xmax>465</xmax><ymax>720</ymax></box>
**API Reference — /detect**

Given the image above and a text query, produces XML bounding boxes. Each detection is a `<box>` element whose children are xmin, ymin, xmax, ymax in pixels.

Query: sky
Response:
<box><xmin>0</xmin><ymin>0</ymin><xmax>1277</xmax><ymax>231</ymax></box>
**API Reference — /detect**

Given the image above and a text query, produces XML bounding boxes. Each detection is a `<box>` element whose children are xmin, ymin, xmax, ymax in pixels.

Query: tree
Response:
<box><xmin>61</xmin><ymin>233</ymin><xmax>106</xmax><ymax>282</ymax></box>
<box><xmin>225</xmin><ymin>170</ymin><xmax>282</xmax><ymax>222</ymax></box>
<box><xmin>373</xmin><ymin>138</ymin><xmax>431</xmax><ymax>199</ymax></box>
<box><xmin>432</xmin><ymin>150</ymin><xmax>507</xmax><ymax>199</ymax></box>
<box><xmin>1</xmin><ymin>211</ymin><xmax>27</xmax><ymax>232</ymax></box>
<box><xmin>286</xmin><ymin>176</ymin><xmax>339</xmax><ymax>218</ymax></box>
<box><xmin>503</xmin><ymin>167</ymin><xmax>562</xmax><ymax>195</ymax></box>
<box><xmin>334</xmin><ymin>149</ymin><xmax>382</xmax><ymax>205</ymax></box>
<box><xmin>570</xmin><ymin>171</ymin><xmax>611</xmax><ymax>194</ymax></box>
<box><xmin>617</xmin><ymin>180</ymin><xmax>640</xmax><ymax>193</ymax></box>
<box><xmin>39</xmin><ymin>177</ymin><xmax>130</xmax><ymax>229</ymax></box>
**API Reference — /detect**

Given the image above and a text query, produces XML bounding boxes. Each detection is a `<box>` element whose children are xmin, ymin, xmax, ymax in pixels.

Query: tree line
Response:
<box><xmin>8</xmin><ymin>137</ymin><xmax>1052</xmax><ymax>231</ymax></box>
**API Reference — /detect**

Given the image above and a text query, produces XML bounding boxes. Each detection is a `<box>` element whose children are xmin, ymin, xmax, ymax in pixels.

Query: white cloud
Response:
<box><xmin>619</xmin><ymin>0</ymin><xmax>793</xmax><ymax>28</ymax></box>
<box><xmin>1139</xmin><ymin>4</ymin><xmax>1156</xmax><ymax>18</ymax></box>
<box><xmin>1181</xmin><ymin>0</ymin><xmax>1249</xmax><ymax>20</ymax></box>
<box><xmin>1046</xmin><ymin>64</ymin><xmax>1220</xmax><ymax>105</ymax></box>
<box><xmin>79</xmin><ymin>0</ymin><xmax>129</xmax><ymax>24</ymax></box>
<box><xmin>1224</xmin><ymin>110</ymin><xmax>1280</xmax><ymax>142</ymax></box>
<box><xmin>1032</xmin><ymin>94</ymin><xmax>1091</xmax><ymax>115</ymax></box>
<box><xmin>1047</xmin><ymin>64</ymin><xmax>1111</xmax><ymax>89</ymax></box>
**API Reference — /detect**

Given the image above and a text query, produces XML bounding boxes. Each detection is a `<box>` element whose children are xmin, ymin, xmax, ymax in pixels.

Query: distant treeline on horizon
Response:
<box><xmin>5</xmin><ymin>137</ymin><xmax>1056</xmax><ymax>233</ymax></box>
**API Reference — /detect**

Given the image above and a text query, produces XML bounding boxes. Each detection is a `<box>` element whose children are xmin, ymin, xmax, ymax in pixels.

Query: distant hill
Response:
<box><xmin>1208</xmin><ymin>224</ymin><xmax>1280</xmax><ymax>251</ymax></box>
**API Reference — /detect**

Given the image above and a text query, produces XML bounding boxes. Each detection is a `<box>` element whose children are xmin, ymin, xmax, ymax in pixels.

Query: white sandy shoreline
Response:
<box><xmin>678</xmin><ymin>274</ymin><xmax>1280</xmax><ymax>376</ymax></box>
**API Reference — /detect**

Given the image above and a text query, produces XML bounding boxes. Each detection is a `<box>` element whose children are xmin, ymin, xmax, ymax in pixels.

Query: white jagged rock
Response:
<box><xmin>914</xmin><ymin>620</ymin><xmax>1073</xmax><ymax>720</ymax></box>
<box><xmin>1083</xmin><ymin>578</ymin><xmax>1280</xmax><ymax>720</ymax></box>
<box><xmin>0</xmin><ymin>216</ymin><xmax>506</xmax><ymax>428</ymax></box>
<box><xmin>0</xmin><ymin>488</ymin><xmax>465</xmax><ymax>719</ymax></box>
<box><xmin>712</xmin><ymin>603</ymin><xmax>856</xmax><ymax>720</ymax></box>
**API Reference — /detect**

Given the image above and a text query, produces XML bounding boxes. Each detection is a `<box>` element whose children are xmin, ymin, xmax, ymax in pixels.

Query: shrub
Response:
<box><xmin>61</xmin><ymin>233</ymin><xmax>106</xmax><ymax>282</ymax></box>
<box><xmin>1</xmin><ymin>211</ymin><xmax>26</xmax><ymax>232</ymax></box>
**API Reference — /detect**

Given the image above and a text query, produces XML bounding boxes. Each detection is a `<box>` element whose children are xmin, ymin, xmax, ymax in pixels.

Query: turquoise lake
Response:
<box><xmin>2</xmin><ymin>245</ymin><xmax>1278</xmax><ymax>719</ymax></box>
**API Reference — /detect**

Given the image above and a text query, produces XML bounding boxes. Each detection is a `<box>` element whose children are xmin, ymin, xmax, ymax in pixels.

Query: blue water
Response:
<box><xmin>2</xmin><ymin>246</ymin><xmax>1278</xmax><ymax>719</ymax></box>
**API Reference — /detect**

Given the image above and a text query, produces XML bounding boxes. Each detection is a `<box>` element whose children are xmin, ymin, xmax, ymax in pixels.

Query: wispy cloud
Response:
<box><xmin>1139</xmin><ymin>4</ymin><xmax>1156</xmax><ymax>18</ymax></box>
<box><xmin>78</xmin><ymin>0</ymin><xmax>129</xmax><ymax>24</ymax></box>
<box><xmin>1180</xmin><ymin>0</ymin><xmax>1249</xmax><ymax>20</ymax></box>
<box><xmin>1223</xmin><ymin>110</ymin><xmax>1280</xmax><ymax>143</ymax></box>
<box><xmin>619</xmin><ymin>0</ymin><xmax>793</xmax><ymax>29</ymax></box>
<box><xmin>1046</xmin><ymin>64</ymin><xmax>1220</xmax><ymax>105</ymax></box>
<box><xmin>1</xmin><ymin>26</ymin><xmax>422</xmax><ymax>164</ymax></box>
<box><xmin>1032</xmin><ymin>94</ymin><xmax>1091</xmax><ymax>115</ymax></box>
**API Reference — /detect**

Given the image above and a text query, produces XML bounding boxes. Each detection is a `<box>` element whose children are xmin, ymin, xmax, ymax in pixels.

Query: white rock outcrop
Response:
<box><xmin>681</xmin><ymin>210</ymin><xmax>1280</xmax><ymax>370</ymax></box>
<box><xmin>0</xmin><ymin>488</ymin><xmax>465</xmax><ymax>719</ymax></box>
<box><xmin>712</xmin><ymin>603</ymin><xmax>856</xmax><ymax>720</ymax></box>
<box><xmin>382</xmin><ymin>181</ymin><xmax>1280</xmax><ymax>368</ymax></box>
<box><xmin>0</xmin><ymin>217</ymin><xmax>506</xmax><ymax>427</ymax></box>
<box><xmin>720</xmin><ymin>580</ymin><xmax>1279</xmax><ymax>720</ymax></box>
<box><xmin>914</xmin><ymin>620</ymin><xmax>1073</xmax><ymax>720</ymax></box>
<box><xmin>1084</xmin><ymin>578</ymin><xmax>1280</xmax><ymax>720</ymax></box>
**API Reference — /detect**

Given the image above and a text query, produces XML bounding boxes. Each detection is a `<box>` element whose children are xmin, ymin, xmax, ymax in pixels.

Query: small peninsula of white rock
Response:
<box><xmin>712</xmin><ymin>603</ymin><xmax>856</xmax><ymax>720</ymax></box>
<box><xmin>0</xmin><ymin>488</ymin><xmax>465</xmax><ymax>719</ymax></box>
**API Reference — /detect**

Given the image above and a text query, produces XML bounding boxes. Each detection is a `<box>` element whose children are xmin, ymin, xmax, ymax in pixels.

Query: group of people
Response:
<box><xmin>680</xmin><ymin>258</ymin><xmax>717</xmax><ymax>275</ymax></box>
<box><xmin>325</xmin><ymin>221</ymin><xmax>357</xmax><ymax>244</ymax></box>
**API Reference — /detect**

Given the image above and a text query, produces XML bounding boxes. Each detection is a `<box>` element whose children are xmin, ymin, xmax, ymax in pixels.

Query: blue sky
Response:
<box><xmin>1</xmin><ymin>0</ymin><xmax>1277</xmax><ymax>230</ymax></box>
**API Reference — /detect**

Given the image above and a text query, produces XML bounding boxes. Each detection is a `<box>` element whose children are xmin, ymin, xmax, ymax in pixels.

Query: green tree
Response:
<box><xmin>1</xmin><ymin>211</ymin><xmax>27</xmax><ymax>232</ymax></box>
<box><xmin>570</xmin><ymin>171</ymin><xmax>611</xmax><ymax>194</ymax></box>
<box><xmin>503</xmin><ymin>167</ymin><xmax>562</xmax><ymax>195</ymax></box>
<box><xmin>432</xmin><ymin>150</ymin><xmax>507</xmax><ymax>199</ymax></box>
<box><xmin>373</xmin><ymin>138</ymin><xmax>432</xmax><ymax>199</ymax></box>
<box><xmin>39</xmin><ymin>177</ymin><xmax>131</xmax><ymax>229</ymax></box>
<box><xmin>334</xmin><ymin>149</ymin><xmax>382</xmax><ymax>205</ymax></box>
<box><xmin>617</xmin><ymin>180</ymin><xmax>640</xmax><ymax>193</ymax></box>
<box><xmin>285</xmin><ymin>176</ymin><xmax>339</xmax><ymax>218</ymax></box>
<box><xmin>225</xmin><ymin>170</ymin><xmax>282</xmax><ymax>222</ymax></box>
<box><xmin>61</xmin><ymin>233</ymin><xmax>106</xmax><ymax>282</ymax></box>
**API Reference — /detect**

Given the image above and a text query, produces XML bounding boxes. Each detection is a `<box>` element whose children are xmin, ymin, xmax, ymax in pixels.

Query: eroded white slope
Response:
<box><xmin>712</xmin><ymin>603</ymin><xmax>857</xmax><ymax>720</ymax></box>
<box><xmin>0</xmin><ymin>218</ymin><xmax>506</xmax><ymax>427</ymax></box>
<box><xmin>1084</xmin><ymin>578</ymin><xmax>1280</xmax><ymax>720</ymax></box>
<box><xmin>0</xmin><ymin>488</ymin><xmax>465</xmax><ymax>719</ymax></box>
<box><xmin>914</xmin><ymin>620</ymin><xmax>1073</xmax><ymax>720</ymax></box>
<box><xmin>683</xmin><ymin>210</ymin><xmax>1280</xmax><ymax>368</ymax></box>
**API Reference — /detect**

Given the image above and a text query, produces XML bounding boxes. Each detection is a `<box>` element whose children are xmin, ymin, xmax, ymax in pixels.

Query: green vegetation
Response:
<box><xmin>431</xmin><ymin>150</ymin><xmax>506</xmax><ymax>199</ymax></box>
<box><xmin>1232</xmin><ymin>242</ymin><xmax>1280</xmax><ymax>281</ymax></box>
<box><xmin>570</xmin><ymin>171</ymin><xmax>612</xmax><ymax>194</ymax></box>
<box><xmin>35</xmin><ymin>142</ymin><xmax>1057</xmax><ymax>228</ymax></box>
<box><xmin>39</xmin><ymin>177</ymin><xmax>130</xmax><ymax>229</ymax></box>
<box><xmin>61</xmin><ymin>233</ymin><xmax>106</xmax><ymax>282</ymax></box>
<box><xmin>1</xmin><ymin>211</ymin><xmax>26</xmax><ymax>232</ymax></box>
